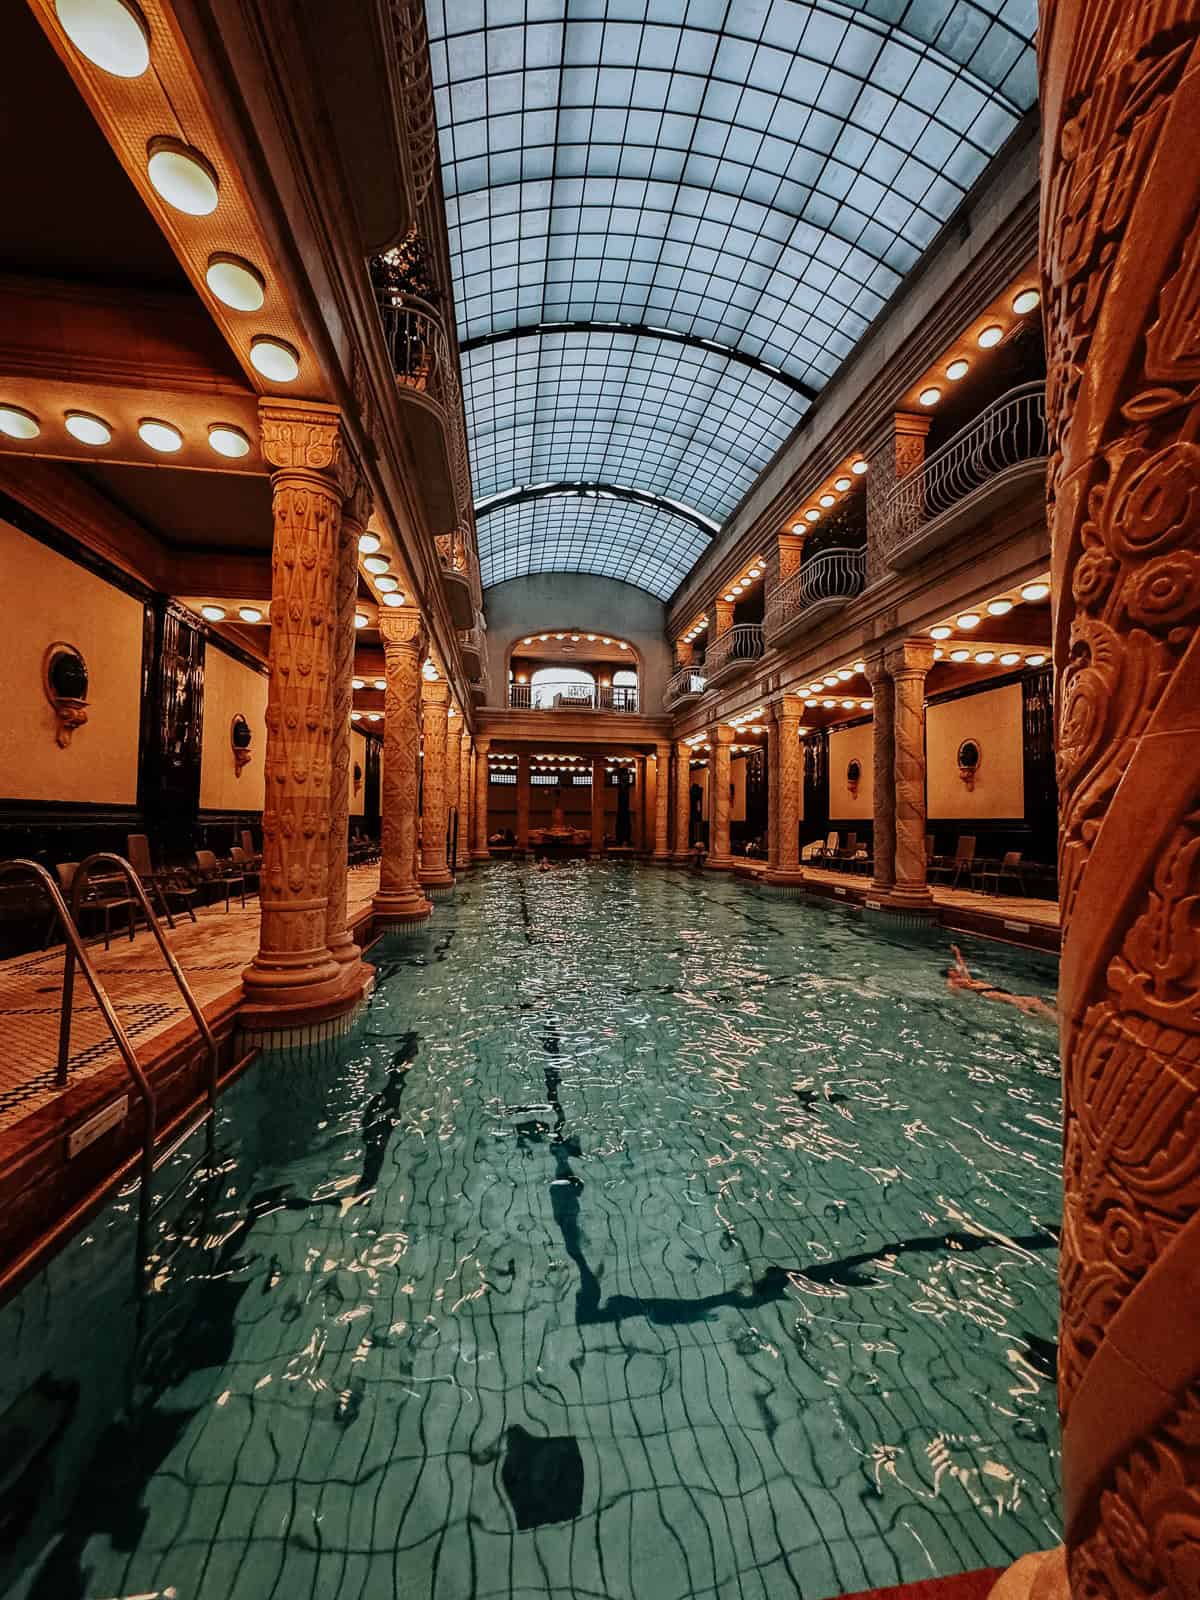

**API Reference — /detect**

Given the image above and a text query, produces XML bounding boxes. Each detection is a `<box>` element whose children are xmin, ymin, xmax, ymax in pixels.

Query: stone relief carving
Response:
<box><xmin>43</xmin><ymin>642</ymin><xmax>88</xmax><ymax>748</ymax></box>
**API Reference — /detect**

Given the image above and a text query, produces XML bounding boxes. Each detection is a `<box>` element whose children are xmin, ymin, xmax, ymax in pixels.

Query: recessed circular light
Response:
<box><xmin>368</xmin><ymin>712</ymin><xmax>382</xmax><ymax>722</ymax></box>
<box><xmin>352</xmin><ymin>678</ymin><xmax>365</xmax><ymax>690</ymax></box>
<box><xmin>852</xmin><ymin>460</ymin><xmax>868</xmax><ymax>475</ymax></box>
<box><xmin>0</xmin><ymin>405</ymin><xmax>40</xmax><ymax>440</ymax></box>
<box><xmin>619</xmin><ymin>641</ymin><xmax>629</xmax><ymax>649</ymax></box>
<box><xmin>1021</xmin><ymin>582</ymin><xmax>1050</xmax><ymax>601</ymax></box>
<box><xmin>974</xmin><ymin>651</ymin><xmax>995</xmax><ymax>665</ymax></box>
<box><xmin>539</xmin><ymin>634</ymin><xmax>548</xmax><ymax>641</ymax></box>
<box><xmin>249</xmin><ymin>336</ymin><xmax>300</xmax><ymax>383</ymax></box>
<box><xmin>824</xmin><ymin>674</ymin><xmax>839</xmax><ymax>687</ymax></box>
<box><xmin>382</xmin><ymin>592</ymin><xmax>405</xmax><ymax>607</ymax></box>
<box><xmin>587</xmin><ymin>633</ymin><xmax>596</xmax><ymax>641</ymax></box>
<box><xmin>841</xmin><ymin>699</ymin><xmax>855</xmax><ymax>709</ymax></box>
<box><xmin>238</xmin><ymin>606</ymin><xmax>263</xmax><ymax>623</ymax></box>
<box><xmin>859</xmin><ymin>700</ymin><xmax>872</xmax><ymax>710</ymax></box>
<box><xmin>822</xmin><ymin>699</ymin><xmax>835</xmax><ymax>708</ymax></box>
<box><xmin>930</xmin><ymin>625</ymin><xmax>952</xmax><ymax>640</ymax></box>
<box><xmin>809</xmin><ymin>683</ymin><xmax>823</xmax><ymax>694</ymax></box>
<box><xmin>919</xmin><ymin>386</ymin><xmax>941</xmax><ymax>406</ymax></box>
<box><xmin>836</xmin><ymin>669</ymin><xmax>852</xmax><ymax>681</ymax></box>
<box><xmin>205</xmin><ymin>254</ymin><xmax>265</xmax><ymax>312</ymax></box>
<box><xmin>200</xmin><ymin>604</ymin><xmax>226</xmax><ymax>622</ymax></box>
<box><xmin>1025</xmin><ymin>653</ymin><xmax>1047</xmax><ymax>666</ymax></box>
<box><xmin>987</xmin><ymin>598</ymin><xmax>1014</xmax><ymax>616</ymax></box>
<box><xmin>1000</xmin><ymin>651</ymin><xmax>1021</xmax><ymax>666</ymax></box>
<box><xmin>834</xmin><ymin>477</ymin><xmax>851</xmax><ymax>492</ymax></box>
<box><xmin>933</xmin><ymin>648</ymin><xmax>944</xmax><ymax>660</ymax></box>
<box><xmin>602</xmin><ymin>637</ymin><xmax>612</xmax><ymax>644</ymax></box>
<box><xmin>723</xmin><ymin>592</ymin><xmax>735</xmax><ymax>601</ymax></box>
<box><xmin>853</xmin><ymin>660</ymin><xmax>865</xmax><ymax>673</ymax></box>
<box><xmin>950</xmin><ymin>648</ymin><xmax>971</xmax><ymax>662</ymax></box>
<box><xmin>819</xmin><ymin>493</ymin><xmax>836</xmax><ymax>508</ymax></box>
<box><xmin>805</xmin><ymin>508</ymin><xmax>820</xmax><ymax>522</ymax></box>
<box><xmin>957</xmin><ymin>612</ymin><xmax>981</xmax><ymax>629</ymax></box>
<box><xmin>364</xmin><ymin>554</ymin><xmax>390</xmax><ymax>575</ymax></box>
<box><xmin>1012</xmin><ymin>289</ymin><xmax>1040</xmax><ymax>315</ymax></box>
<box><xmin>373</xmin><ymin>679</ymin><xmax>386</xmax><ymax>691</ymax></box>
<box><xmin>571</xmin><ymin>634</ymin><xmax>581</xmax><ymax>641</ymax></box>
<box><xmin>147</xmin><ymin>138</ymin><xmax>219</xmax><ymax>215</ymax></box>
<box><xmin>354</xmin><ymin>613</ymin><xmax>368</xmax><ymax>629</ymax></box>
<box><xmin>351</xmin><ymin>710</ymin><xmax>362</xmax><ymax>721</ymax></box>
<box><xmin>56</xmin><ymin>0</ymin><xmax>150</xmax><ymax>77</ymax></box>
<box><xmin>64</xmin><ymin>410</ymin><xmax>111</xmax><ymax>446</ymax></box>
<box><xmin>977</xmin><ymin>324</ymin><xmax>1004</xmax><ymax>349</ymax></box>
<box><xmin>208</xmin><ymin>423</ymin><xmax>250</xmax><ymax>458</ymax></box>
<box><xmin>748</xmin><ymin>567</ymin><xmax>762</xmax><ymax>578</ymax></box>
<box><xmin>359</xmin><ymin>532</ymin><xmax>382</xmax><ymax>555</ymax></box>
<box><xmin>946</xmin><ymin>359</ymin><xmax>970</xmax><ymax>381</ymax></box>
<box><xmin>138</xmin><ymin>417</ymin><xmax>182</xmax><ymax>452</ymax></box>
<box><xmin>375</xmin><ymin>574</ymin><xmax>399</xmax><ymax>592</ymax></box>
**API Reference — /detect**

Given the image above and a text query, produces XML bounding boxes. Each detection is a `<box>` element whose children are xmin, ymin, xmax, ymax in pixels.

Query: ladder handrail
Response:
<box><xmin>63</xmin><ymin>853</ymin><xmax>219</xmax><ymax>1131</ymax></box>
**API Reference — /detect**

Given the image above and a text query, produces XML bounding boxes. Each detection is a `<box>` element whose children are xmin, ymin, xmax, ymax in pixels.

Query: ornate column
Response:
<box><xmin>472</xmin><ymin>737</ymin><xmax>491</xmax><ymax>859</ymax></box>
<box><xmin>456</xmin><ymin>733</ymin><xmax>473</xmax><ymax>868</ymax></box>
<box><xmin>706</xmin><ymin>725</ymin><xmax>734</xmax><ymax>869</ymax></box>
<box><xmin>372</xmin><ymin>608</ymin><xmax>431</xmax><ymax>929</ymax></box>
<box><xmin>1011</xmin><ymin>10</ymin><xmax>1200</xmax><ymax>1600</ymax></box>
<box><xmin>766</xmin><ymin>724</ymin><xmax>780</xmax><ymax>871</ymax></box>
<box><xmin>672</xmin><ymin>741</ymin><xmax>691</xmax><ymax>862</ymax></box>
<box><xmin>865</xmin><ymin>653</ymin><xmax>896</xmax><ymax>896</ymax></box>
<box><xmin>590</xmin><ymin>755</ymin><xmax>605</xmax><ymax>856</ymax></box>
<box><xmin>516</xmin><ymin>752</ymin><xmax>531</xmax><ymax>852</ymax></box>
<box><xmin>242</xmin><ymin>400</ymin><xmax>362</xmax><ymax>1027</ymax></box>
<box><xmin>419</xmin><ymin>679</ymin><xmax>454</xmax><ymax>894</ymax></box>
<box><xmin>865</xmin><ymin>412</ymin><xmax>931</xmax><ymax>585</ymax></box>
<box><xmin>652</xmin><ymin>742</ymin><xmax>672</xmax><ymax>863</ymax></box>
<box><xmin>765</xmin><ymin>696</ymin><xmax>804</xmax><ymax>893</ymax></box>
<box><xmin>883</xmin><ymin>639</ymin><xmax>934</xmax><ymax>915</ymax></box>
<box><xmin>445</xmin><ymin>711</ymin><xmax>464</xmax><ymax>876</ymax></box>
<box><xmin>324</xmin><ymin>473</ymin><xmax>371</xmax><ymax>972</ymax></box>
<box><xmin>712</xmin><ymin>596</ymin><xmax>735</xmax><ymax>640</ymax></box>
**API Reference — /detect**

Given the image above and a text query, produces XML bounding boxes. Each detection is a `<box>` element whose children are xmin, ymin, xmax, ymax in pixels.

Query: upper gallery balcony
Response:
<box><xmin>703</xmin><ymin>623</ymin><xmax>765</xmax><ymax>687</ymax></box>
<box><xmin>664</xmin><ymin>665</ymin><xmax>707</xmax><ymax>709</ymax></box>
<box><xmin>885</xmin><ymin>380</ymin><xmax>1049</xmax><ymax>569</ymax></box>
<box><xmin>508</xmin><ymin>680</ymin><xmax>640</xmax><ymax>713</ymax></box>
<box><xmin>435</xmin><ymin>529</ymin><xmax>481</xmax><ymax>629</ymax></box>
<box><xmin>764</xmin><ymin>546</ymin><xmax>867</xmax><ymax>647</ymax></box>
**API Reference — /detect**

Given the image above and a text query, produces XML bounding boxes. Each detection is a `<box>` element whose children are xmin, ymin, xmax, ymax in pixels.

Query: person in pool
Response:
<box><xmin>946</xmin><ymin>944</ymin><xmax>1055</xmax><ymax>1019</ymax></box>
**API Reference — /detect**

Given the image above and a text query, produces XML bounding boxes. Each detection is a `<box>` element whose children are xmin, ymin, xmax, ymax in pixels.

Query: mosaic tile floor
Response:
<box><xmin>2</xmin><ymin>864</ymin><xmax>1063</xmax><ymax>1600</ymax></box>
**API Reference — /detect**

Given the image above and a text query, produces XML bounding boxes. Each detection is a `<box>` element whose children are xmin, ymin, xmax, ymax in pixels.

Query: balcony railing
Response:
<box><xmin>665</xmin><ymin>665</ymin><xmax>707</xmax><ymax>707</ymax></box>
<box><xmin>765</xmin><ymin>547</ymin><xmax>867</xmax><ymax>640</ymax></box>
<box><xmin>386</xmin><ymin>0</ymin><xmax>439</xmax><ymax>210</ymax></box>
<box><xmin>704</xmin><ymin>623</ymin><xmax>765</xmax><ymax>683</ymax></box>
<box><xmin>884</xmin><ymin>381</ymin><xmax>1048</xmax><ymax>562</ymax></box>
<box><xmin>508</xmin><ymin>681</ymin><xmax>640</xmax><ymax>713</ymax></box>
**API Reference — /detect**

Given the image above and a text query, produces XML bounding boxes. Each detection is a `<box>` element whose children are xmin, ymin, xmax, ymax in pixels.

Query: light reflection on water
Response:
<box><xmin>2</xmin><ymin>864</ymin><xmax>1062</xmax><ymax>1600</ymax></box>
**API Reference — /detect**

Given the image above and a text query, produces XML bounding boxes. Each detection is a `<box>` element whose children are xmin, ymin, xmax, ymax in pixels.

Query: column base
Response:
<box><xmin>762</xmin><ymin>870</ymin><xmax>806</xmax><ymax>896</ymax></box>
<box><xmin>470</xmin><ymin>847</ymin><xmax>491</xmax><ymax>862</ymax></box>
<box><xmin>419</xmin><ymin>868</ymin><xmax>456</xmax><ymax>898</ymax></box>
<box><xmin>373</xmin><ymin>887</ymin><xmax>433</xmax><ymax>929</ymax></box>
<box><xmin>651</xmin><ymin>850</ymin><xmax>674</xmax><ymax>865</ymax></box>
<box><xmin>706</xmin><ymin>854</ymin><xmax>733</xmax><ymax>871</ymax></box>
<box><xmin>238</xmin><ymin>954</ymin><xmax>371</xmax><ymax>1042</ymax></box>
<box><xmin>326</xmin><ymin>930</ymin><xmax>363</xmax><ymax>967</ymax></box>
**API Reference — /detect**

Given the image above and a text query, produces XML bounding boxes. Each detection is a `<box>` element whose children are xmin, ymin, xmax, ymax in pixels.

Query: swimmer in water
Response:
<box><xmin>537</xmin><ymin>856</ymin><xmax>552</xmax><ymax>873</ymax></box>
<box><xmin>946</xmin><ymin>944</ymin><xmax>1055</xmax><ymax>1019</ymax></box>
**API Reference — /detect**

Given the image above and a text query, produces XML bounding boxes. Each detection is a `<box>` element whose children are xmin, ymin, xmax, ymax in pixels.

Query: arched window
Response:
<box><xmin>530</xmin><ymin>666</ymin><xmax>595</xmax><ymax>709</ymax></box>
<box><xmin>611</xmin><ymin>666</ymin><xmax>639</xmax><ymax>712</ymax></box>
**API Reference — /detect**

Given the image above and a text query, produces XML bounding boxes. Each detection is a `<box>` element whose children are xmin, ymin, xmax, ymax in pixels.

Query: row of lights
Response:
<box><xmin>915</xmin><ymin>287</ymin><xmax>1041</xmax><ymax>408</ymax></box>
<box><xmin>519</xmin><ymin>632</ymin><xmax>630</xmax><ymax>650</ymax></box>
<box><xmin>352</xmin><ymin>677</ymin><xmax>388</xmax><ymax>691</ymax></box>
<box><xmin>938</xmin><ymin>647</ymin><xmax>1046</xmax><ymax>667</ymax></box>
<box><xmin>358</xmin><ymin>531</ymin><xmax>408</xmax><ymax>603</ymax></box>
<box><xmin>793</xmin><ymin>457</ymin><xmax>869</xmax><ymax>531</ymax></box>
<box><xmin>721</xmin><ymin>558</ymin><xmax>766</xmax><ymax>605</ymax></box>
<box><xmin>0</xmin><ymin>405</ymin><xmax>253</xmax><ymax>458</ymax></box>
<box><xmin>54</xmin><ymin>0</ymin><xmax>301</xmax><ymax>381</ymax></box>
<box><xmin>928</xmin><ymin>580</ymin><xmax>1050</xmax><ymax>640</ymax></box>
<box><xmin>196</xmin><ymin>603</ymin><xmax>381</xmax><ymax>628</ymax></box>
<box><xmin>681</xmin><ymin>615</ymin><xmax>708</xmax><ymax>645</ymax></box>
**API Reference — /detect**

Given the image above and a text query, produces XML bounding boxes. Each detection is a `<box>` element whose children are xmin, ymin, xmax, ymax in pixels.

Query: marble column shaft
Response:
<box><xmin>445</xmin><ymin>715</ymin><xmax>463</xmax><ymax>871</ymax></box>
<box><xmin>652</xmin><ymin>743</ymin><xmax>672</xmax><ymax>861</ymax></box>
<box><xmin>885</xmin><ymin>640</ymin><xmax>934</xmax><ymax>907</ymax></box>
<box><xmin>325</xmin><ymin>476</ymin><xmax>370</xmax><ymax>968</ymax></box>
<box><xmin>672</xmin><ymin>742</ymin><xmax>691</xmax><ymax>861</ymax></box>
<box><xmin>865</xmin><ymin>654</ymin><xmax>896</xmax><ymax>895</ymax></box>
<box><xmin>707</xmin><ymin>726</ymin><xmax>734</xmax><ymax>868</ymax></box>
<box><xmin>419</xmin><ymin>680</ymin><xmax>454</xmax><ymax>889</ymax></box>
<box><xmin>373</xmin><ymin>608</ymin><xmax>431</xmax><ymax>926</ymax></box>
<box><xmin>472</xmin><ymin>738</ymin><xmax>491</xmax><ymax>859</ymax></box>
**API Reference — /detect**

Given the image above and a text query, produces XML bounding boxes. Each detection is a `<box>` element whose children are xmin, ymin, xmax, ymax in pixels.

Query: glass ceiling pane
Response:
<box><xmin>428</xmin><ymin>0</ymin><xmax>1038</xmax><ymax>596</ymax></box>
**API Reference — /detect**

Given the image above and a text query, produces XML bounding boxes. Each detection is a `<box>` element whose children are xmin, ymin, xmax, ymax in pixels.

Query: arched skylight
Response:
<box><xmin>428</xmin><ymin>0</ymin><xmax>1038</xmax><ymax>595</ymax></box>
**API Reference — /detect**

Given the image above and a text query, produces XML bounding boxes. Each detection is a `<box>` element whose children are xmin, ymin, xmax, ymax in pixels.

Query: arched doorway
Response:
<box><xmin>530</xmin><ymin>665</ymin><xmax>596</xmax><ymax>709</ymax></box>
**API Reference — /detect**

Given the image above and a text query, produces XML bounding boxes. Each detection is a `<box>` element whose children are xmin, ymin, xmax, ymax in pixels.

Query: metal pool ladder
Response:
<box><xmin>1</xmin><ymin>854</ymin><xmax>219</xmax><ymax>1293</ymax></box>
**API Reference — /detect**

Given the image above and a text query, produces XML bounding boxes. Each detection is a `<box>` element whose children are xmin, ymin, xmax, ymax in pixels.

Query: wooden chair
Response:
<box><xmin>230</xmin><ymin>845</ymin><xmax>260</xmax><ymax>891</ymax></box>
<box><xmin>56</xmin><ymin>861</ymin><xmax>136</xmax><ymax>949</ymax></box>
<box><xmin>240</xmin><ymin>829</ymin><xmax>263</xmax><ymax>868</ymax></box>
<box><xmin>834</xmin><ymin>831</ymin><xmax>858</xmax><ymax>870</ymax></box>
<box><xmin>930</xmin><ymin>834</ymin><xmax>977</xmax><ymax>889</ymax></box>
<box><xmin>977</xmin><ymin>850</ymin><xmax>1027</xmax><ymax>897</ymax></box>
<box><xmin>126</xmin><ymin>833</ymin><xmax>199</xmax><ymax>928</ymax></box>
<box><xmin>194</xmin><ymin>849</ymin><xmax>246</xmax><ymax>911</ymax></box>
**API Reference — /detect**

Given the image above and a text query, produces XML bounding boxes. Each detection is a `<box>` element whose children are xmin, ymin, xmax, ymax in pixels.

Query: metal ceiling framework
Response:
<box><xmin>427</xmin><ymin>0</ymin><xmax>1038</xmax><ymax>599</ymax></box>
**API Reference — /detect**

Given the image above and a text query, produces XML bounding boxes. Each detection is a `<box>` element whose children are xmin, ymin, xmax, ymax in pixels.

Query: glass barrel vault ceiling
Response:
<box><xmin>426</xmin><ymin>0</ymin><xmax>1039</xmax><ymax>600</ymax></box>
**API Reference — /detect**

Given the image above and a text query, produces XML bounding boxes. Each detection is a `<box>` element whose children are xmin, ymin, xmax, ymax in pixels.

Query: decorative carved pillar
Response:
<box><xmin>472</xmin><ymin>737</ymin><xmax>491</xmax><ymax>859</ymax></box>
<box><xmin>456</xmin><ymin>732</ymin><xmax>473</xmax><ymax>868</ymax></box>
<box><xmin>766</xmin><ymin>725</ymin><xmax>780</xmax><ymax>871</ymax></box>
<box><xmin>419</xmin><ymin>679</ymin><xmax>454</xmax><ymax>893</ymax></box>
<box><xmin>765</xmin><ymin>695</ymin><xmax>804</xmax><ymax>891</ymax></box>
<box><xmin>672</xmin><ymin>741</ymin><xmax>691</xmax><ymax>861</ymax></box>
<box><xmin>516</xmin><ymin>752</ymin><xmax>531</xmax><ymax>851</ymax></box>
<box><xmin>590</xmin><ymin>755</ymin><xmax>606</xmax><ymax>856</ymax></box>
<box><xmin>243</xmin><ymin>400</ymin><xmax>361</xmax><ymax>1025</ymax></box>
<box><xmin>707</xmin><ymin>725</ymin><xmax>734</xmax><ymax>869</ymax></box>
<box><xmin>1026</xmin><ymin>9</ymin><xmax>1200</xmax><ymax>1599</ymax></box>
<box><xmin>713</xmin><ymin>597</ymin><xmax>735</xmax><ymax>639</ymax></box>
<box><xmin>652</xmin><ymin>742</ymin><xmax>671</xmax><ymax>862</ymax></box>
<box><xmin>865</xmin><ymin>412</ymin><xmax>931</xmax><ymax>584</ymax></box>
<box><xmin>325</xmin><ymin>473</ymin><xmax>371</xmax><ymax>970</ymax></box>
<box><xmin>865</xmin><ymin>653</ymin><xmax>896</xmax><ymax>896</ymax></box>
<box><xmin>675</xmin><ymin>638</ymin><xmax>694</xmax><ymax>667</ymax></box>
<box><xmin>445</xmin><ymin>712</ymin><xmax>463</xmax><ymax>875</ymax></box>
<box><xmin>777</xmin><ymin>530</ymin><xmax>805</xmax><ymax>584</ymax></box>
<box><xmin>373</xmin><ymin>608</ymin><xmax>431</xmax><ymax>928</ymax></box>
<box><xmin>884</xmin><ymin>639</ymin><xmax>934</xmax><ymax>913</ymax></box>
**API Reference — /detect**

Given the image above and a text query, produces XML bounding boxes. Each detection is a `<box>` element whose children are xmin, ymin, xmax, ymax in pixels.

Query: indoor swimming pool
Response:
<box><xmin>1</xmin><ymin>864</ymin><xmax>1063</xmax><ymax>1600</ymax></box>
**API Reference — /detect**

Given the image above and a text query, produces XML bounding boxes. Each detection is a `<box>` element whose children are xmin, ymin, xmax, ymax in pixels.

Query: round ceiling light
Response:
<box><xmin>919</xmin><ymin>386</ymin><xmax>941</xmax><ymax>406</ymax></box>
<box><xmin>950</xmin><ymin>648</ymin><xmax>971</xmax><ymax>662</ymax></box>
<box><xmin>208</xmin><ymin>423</ymin><xmax>250</xmax><ymax>458</ymax></box>
<box><xmin>823</xmin><ymin>674</ymin><xmax>839</xmax><ymax>687</ymax></box>
<box><xmin>205</xmin><ymin>254</ymin><xmax>265</xmax><ymax>312</ymax></box>
<box><xmin>957</xmin><ymin>612</ymin><xmax>981</xmax><ymax>629</ymax></box>
<box><xmin>723</xmin><ymin>592</ymin><xmax>735</xmax><ymax>601</ymax></box>
<box><xmin>930</xmin><ymin>625</ymin><xmax>952</xmax><ymax>640</ymax></box>
<box><xmin>836</xmin><ymin>669</ymin><xmax>852</xmax><ymax>681</ymax></box>
<box><xmin>987</xmin><ymin>598</ymin><xmax>1014</xmax><ymax>616</ymax></box>
<box><xmin>0</xmin><ymin>405</ymin><xmax>40</xmax><ymax>440</ymax></box>
<box><xmin>974</xmin><ymin>651</ymin><xmax>995</xmax><ymax>664</ymax></box>
<box><xmin>382</xmin><ymin>592</ymin><xmax>406</xmax><ymax>608</ymax></box>
<box><xmin>819</xmin><ymin>493</ymin><xmax>836</xmax><ymax>508</ymax></box>
<box><xmin>65</xmin><ymin>410</ymin><xmax>111</xmax><ymax>446</ymax></box>
<box><xmin>933</xmin><ymin>648</ymin><xmax>944</xmax><ymax>660</ymax></box>
<box><xmin>977</xmin><ymin>324</ymin><xmax>1004</xmax><ymax>349</ymax></box>
<box><xmin>373</xmin><ymin>679</ymin><xmax>386</xmax><ymax>691</ymax></box>
<box><xmin>853</xmin><ymin>660</ymin><xmax>865</xmax><ymax>673</ymax></box>
<box><xmin>1000</xmin><ymin>651</ymin><xmax>1021</xmax><ymax>665</ymax></box>
<box><xmin>1025</xmin><ymin>653</ymin><xmax>1047</xmax><ymax>666</ymax></box>
<box><xmin>804</xmin><ymin>508</ymin><xmax>820</xmax><ymax>523</ymax></box>
<box><xmin>852</xmin><ymin>460</ymin><xmax>868</xmax><ymax>475</ymax></box>
<box><xmin>56</xmin><ymin>0</ymin><xmax>150</xmax><ymax>77</ymax></box>
<box><xmin>138</xmin><ymin>417</ymin><xmax>182</xmax><ymax>452</ymax></box>
<box><xmin>147</xmin><ymin>138</ymin><xmax>219</xmax><ymax>216</ymax></box>
<box><xmin>238</xmin><ymin>606</ymin><xmax>263</xmax><ymax>623</ymax></box>
<box><xmin>354</xmin><ymin>613</ymin><xmax>369</xmax><ymax>629</ymax></box>
<box><xmin>359</xmin><ymin>532</ymin><xmax>381</xmax><ymax>555</ymax></box>
<box><xmin>946</xmin><ymin>359</ymin><xmax>970</xmax><ymax>381</ymax></box>
<box><xmin>834</xmin><ymin>477</ymin><xmax>851</xmax><ymax>492</ymax></box>
<box><xmin>1021</xmin><ymin>582</ymin><xmax>1050</xmax><ymax>601</ymax></box>
<box><xmin>619</xmin><ymin>641</ymin><xmax>629</xmax><ymax>649</ymax></box>
<box><xmin>1012</xmin><ymin>288</ymin><xmax>1040</xmax><ymax>315</ymax></box>
<box><xmin>352</xmin><ymin>678</ymin><xmax>364</xmax><ymax>690</ymax></box>
<box><xmin>375</xmin><ymin>575</ymin><xmax>399</xmax><ymax>592</ymax></box>
<box><xmin>200</xmin><ymin>604</ymin><xmax>226</xmax><ymax>622</ymax></box>
<box><xmin>364</xmin><ymin>554</ymin><xmax>390</xmax><ymax>575</ymax></box>
<box><xmin>249</xmin><ymin>337</ymin><xmax>300</xmax><ymax>383</ymax></box>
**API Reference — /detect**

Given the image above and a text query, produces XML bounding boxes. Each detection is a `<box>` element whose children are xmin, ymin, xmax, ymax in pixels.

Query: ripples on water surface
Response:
<box><xmin>2</xmin><ymin>864</ymin><xmax>1062</xmax><ymax>1600</ymax></box>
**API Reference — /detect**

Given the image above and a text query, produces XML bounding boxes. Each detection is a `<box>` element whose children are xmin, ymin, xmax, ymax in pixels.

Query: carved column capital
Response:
<box><xmin>771</xmin><ymin>692</ymin><xmax>806</xmax><ymax>725</ymax></box>
<box><xmin>379</xmin><ymin>608</ymin><xmax>426</xmax><ymax>654</ymax></box>
<box><xmin>713</xmin><ymin>597</ymin><xmax>735</xmax><ymax>637</ymax></box>
<box><xmin>884</xmin><ymin>637</ymin><xmax>935</xmax><ymax>679</ymax></box>
<box><xmin>421</xmin><ymin>677</ymin><xmax>451</xmax><ymax>709</ymax></box>
<box><xmin>259</xmin><ymin>398</ymin><xmax>344</xmax><ymax>478</ymax></box>
<box><xmin>710</xmin><ymin>723</ymin><xmax>735</xmax><ymax>746</ymax></box>
<box><xmin>475</xmin><ymin>735</ymin><xmax>492</xmax><ymax>757</ymax></box>
<box><xmin>863</xmin><ymin>650</ymin><xmax>890</xmax><ymax>690</ymax></box>
<box><xmin>777</xmin><ymin>531</ymin><xmax>806</xmax><ymax>585</ymax></box>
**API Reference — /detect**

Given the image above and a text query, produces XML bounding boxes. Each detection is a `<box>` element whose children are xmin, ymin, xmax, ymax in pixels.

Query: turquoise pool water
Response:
<box><xmin>2</xmin><ymin>864</ymin><xmax>1062</xmax><ymax>1600</ymax></box>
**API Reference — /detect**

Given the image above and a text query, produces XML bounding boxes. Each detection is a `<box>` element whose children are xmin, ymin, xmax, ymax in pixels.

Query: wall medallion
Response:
<box><xmin>846</xmin><ymin>757</ymin><xmax>861</xmax><ymax>799</ymax></box>
<box><xmin>43</xmin><ymin>642</ymin><xmax>89</xmax><ymax>748</ymax></box>
<box><xmin>231</xmin><ymin>713</ymin><xmax>253</xmax><ymax>777</ymax></box>
<box><xmin>957</xmin><ymin>738</ymin><xmax>981</xmax><ymax>792</ymax></box>
<box><xmin>353</xmin><ymin>761</ymin><xmax>363</xmax><ymax>797</ymax></box>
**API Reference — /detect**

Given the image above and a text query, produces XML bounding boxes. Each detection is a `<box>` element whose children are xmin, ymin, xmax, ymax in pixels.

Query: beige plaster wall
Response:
<box><xmin>927</xmin><ymin>681</ymin><xmax>1024</xmax><ymax>819</ymax></box>
<box><xmin>0</xmin><ymin>519</ymin><xmax>145</xmax><ymax>804</ymax></box>
<box><xmin>199</xmin><ymin>646</ymin><xmax>268</xmax><ymax>812</ymax></box>
<box><xmin>828</xmin><ymin>723</ymin><xmax>874</xmax><ymax>821</ymax></box>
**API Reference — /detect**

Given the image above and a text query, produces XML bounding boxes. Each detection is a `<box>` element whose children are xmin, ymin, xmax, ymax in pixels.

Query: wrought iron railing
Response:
<box><xmin>705</xmin><ymin>623</ymin><xmax>764</xmax><ymax>676</ymax></box>
<box><xmin>885</xmin><ymin>380</ymin><xmax>1048</xmax><ymax>545</ymax></box>
<box><xmin>665</xmin><ymin>665</ymin><xmax>707</xmax><ymax>707</ymax></box>
<box><xmin>765</xmin><ymin>547</ymin><xmax>866</xmax><ymax>638</ymax></box>
<box><xmin>507</xmin><ymin>681</ymin><xmax>639</xmax><ymax>712</ymax></box>
<box><xmin>385</xmin><ymin>0</ymin><xmax>439</xmax><ymax>210</ymax></box>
